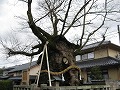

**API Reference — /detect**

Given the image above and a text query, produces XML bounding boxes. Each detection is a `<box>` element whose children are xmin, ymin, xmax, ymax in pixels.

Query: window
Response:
<box><xmin>76</xmin><ymin>52</ymin><xmax>94</xmax><ymax>61</ymax></box>
<box><xmin>82</xmin><ymin>54</ymin><xmax>88</xmax><ymax>60</ymax></box>
<box><xmin>88</xmin><ymin>52</ymin><xmax>94</xmax><ymax>59</ymax></box>
<box><xmin>76</xmin><ymin>55</ymin><xmax>81</xmax><ymax>61</ymax></box>
<box><xmin>102</xmin><ymin>69</ymin><xmax>109</xmax><ymax>80</ymax></box>
<box><xmin>87</xmin><ymin>71</ymin><xmax>91</xmax><ymax>82</ymax></box>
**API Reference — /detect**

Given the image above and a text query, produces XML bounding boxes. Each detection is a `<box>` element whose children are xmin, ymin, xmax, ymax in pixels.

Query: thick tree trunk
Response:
<box><xmin>38</xmin><ymin>36</ymin><xmax>80</xmax><ymax>86</ymax></box>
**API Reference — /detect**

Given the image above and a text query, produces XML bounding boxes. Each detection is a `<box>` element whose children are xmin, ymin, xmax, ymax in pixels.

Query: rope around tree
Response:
<box><xmin>40</xmin><ymin>65</ymin><xmax>81</xmax><ymax>75</ymax></box>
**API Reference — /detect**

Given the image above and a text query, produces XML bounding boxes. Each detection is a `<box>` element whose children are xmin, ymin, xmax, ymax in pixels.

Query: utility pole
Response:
<box><xmin>117</xmin><ymin>25</ymin><xmax>120</xmax><ymax>44</ymax></box>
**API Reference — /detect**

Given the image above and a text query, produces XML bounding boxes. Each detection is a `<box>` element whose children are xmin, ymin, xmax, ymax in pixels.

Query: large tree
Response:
<box><xmin>1</xmin><ymin>0</ymin><xmax>120</xmax><ymax>86</ymax></box>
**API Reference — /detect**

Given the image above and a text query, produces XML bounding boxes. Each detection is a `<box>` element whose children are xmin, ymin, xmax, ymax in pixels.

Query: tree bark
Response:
<box><xmin>38</xmin><ymin>36</ymin><xmax>80</xmax><ymax>86</ymax></box>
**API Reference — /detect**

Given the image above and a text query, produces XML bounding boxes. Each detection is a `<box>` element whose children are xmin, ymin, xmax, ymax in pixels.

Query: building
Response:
<box><xmin>0</xmin><ymin>66</ymin><xmax>18</xmax><ymax>80</ymax></box>
<box><xmin>76</xmin><ymin>41</ymin><xmax>120</xmax><ymax>83</ymax></box>
<box><xmin>2</xmin><ymin>41</ymin><xmax>120</xmax><ymax>86</ymax></box>
<box><xmin>8</xmin><ymin>61</ymin><xmax>39</xmax><ymax>85</ymax></box>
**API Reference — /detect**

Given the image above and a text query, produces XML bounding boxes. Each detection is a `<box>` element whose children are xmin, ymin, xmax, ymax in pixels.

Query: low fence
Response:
<box><xmin>106</xmin><ymin>80</ymin><xmax>120</xmax><ymax>90</ymax></box>
<box><xmin>13</xmin><ymin>84</ymin><xmax>111</xmax><ymax>90</ymax></box>
<box><xmin>13</xmin><ymin>84</ymin><xmax>41</xmax><ymax>90</ymax></box>
<box><xmin>41</xmin><ymin>84</ymin><xmax>111</xmax><ymax>90</ymax></box>
<box><xmin>13</xmin><ymin>85</ymin><xmax>30</xmax><ymax>90</ymax></box>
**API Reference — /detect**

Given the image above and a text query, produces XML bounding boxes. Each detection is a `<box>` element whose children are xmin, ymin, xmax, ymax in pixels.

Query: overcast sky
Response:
<box><xmin>0</xmin><ymin>0</ymin><xmax>30</xmax><ymax>68</ymax></box>
<box><xmin>0</xmin><ymin>0</ymin><xmax>120</xmax><ymax>68</ymax></box>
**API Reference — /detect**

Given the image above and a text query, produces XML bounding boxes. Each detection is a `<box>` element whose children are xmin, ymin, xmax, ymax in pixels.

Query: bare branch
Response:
<box><xmin>63</xmin><ymin>0</ymin><xmax>92</xmax><ymax>36</ymax></box>
<box><xmin>27</xmin><ymin>0</ymin><xmax>48</xmax><ymax>43</ymax></box>
<box><xmin>80</xmin><ymin>0</ymin><xmax>87</xmax><ymax>48</ymax></box>
<box><xmin>34</xmin><ymin>12</ymin><xmax>50</xmax><ymax>23</ymax></box>
<box><xmin>19</xmin><ymin>0</ymin><xmax>28</xmax><ymax>3</ymax></box>
<box><xmin>7</xmin><ymin>48</ymin><xmax>41</xmax><ymax>57</ymax></box>
<box><xmin>44</xmin><ymin>0</ymin><xmax>64</xmax><ymax>36</ymax></box>
<box><xmin>60</xmin><ymin>0</ymin><xmax>73</xmax><ymax>35</ymax></box>
<box><xmin>75</xmin><ymin>0</ymin><xmax>108</xmax><ymax>53</ymax></box>
<box><xmin>93</xmin><ymin>35</ymin><xmax>106</xmax><ymax>51</ymax></box>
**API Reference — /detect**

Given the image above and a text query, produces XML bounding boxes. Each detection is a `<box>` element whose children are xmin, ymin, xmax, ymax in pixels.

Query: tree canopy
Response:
<box><xmin>1</xmin><ymin>0</ymin><xmax>120</xmax><ymax>56</ymax></box>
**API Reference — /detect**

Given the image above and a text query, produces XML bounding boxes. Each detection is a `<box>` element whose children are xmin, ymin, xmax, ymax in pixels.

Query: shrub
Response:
<box><xmin>90</xmin><ymin>66</ymin><xmax>103</xmax><ymax>80</ymax></box>
<box><xmin>0</xmin><ymin>80</ymin><xmax>13</xmax><ymax>90</ymax></box>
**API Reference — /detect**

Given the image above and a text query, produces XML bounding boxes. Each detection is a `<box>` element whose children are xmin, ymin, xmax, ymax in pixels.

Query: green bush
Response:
<box><xmin>0</xmin><ymin>80</ymin><xmax>13</xmax><ymax>90</ymax></box>
<box><xmin>90</xmin><ymin>66</ymin><xmax>103</xmax><ymax>80</ymax></box>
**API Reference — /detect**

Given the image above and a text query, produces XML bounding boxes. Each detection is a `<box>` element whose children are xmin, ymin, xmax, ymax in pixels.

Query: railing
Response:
<box><xmin>13</xmin><ymin>85</ymin><xmax>30</xmax><ymax>90</ymax></box>
<box><xmin>13</xmin><ymin>85</ymin><xmax>37</xmax><ymax>90</ymax></box>
<box><xmin>41</xmin><ymin>85</ymin><xmax>111</xmax><ymax>90</ymax></box>
<box><xmin>13</xmin><ymin>84</ymin><xmax>111</xmax><ymax>90</ymax></box>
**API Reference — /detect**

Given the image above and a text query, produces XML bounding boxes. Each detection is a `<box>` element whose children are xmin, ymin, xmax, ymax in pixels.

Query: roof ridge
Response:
<box><xmin>85</xmin><ymin>41</ymin><xmax>111</xmax><ymax>47</ymax></box>
<box><xmin>77</xmin><ymin>56</ymin><xmax>120</xmax><ymax>68</ymax></box>
<box><xmin>8</xmin><ymin>61</ymin><xmax>37</xmax><ymax>73</ymax></box>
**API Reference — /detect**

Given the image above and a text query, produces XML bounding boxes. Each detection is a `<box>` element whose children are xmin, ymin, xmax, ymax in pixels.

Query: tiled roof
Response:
<box><xmin>77</xmin><ymin>57</ymin><xmax>120</xmax><ymax>68</ymax></box>
<box><xmin>0</xmin><ymin>76</ymin><xmax>9</xmax><ymax>79</ymax></box>
<box><xmin>9</xmin><ymin>75</ymin><xmax>37</xmax><ymax>80</ymax></box>
<box><xmin>81</xmin><ymin>41</ymin><xmax>111</xmax><ymax>50</ymax></box>
<box><xmin>9</xmin><ymin>76</ymin><xmax>22</xmax><ymax>80</ymax></box>
<box><xmin>4</xmin><ymin>65</ymin><xmax>20</xmax><ymax>71</ymax></box>
<box><xmin>9</xmin><ymin>61</ymin><xmax>37</xmax><ymax>73</ymax></box>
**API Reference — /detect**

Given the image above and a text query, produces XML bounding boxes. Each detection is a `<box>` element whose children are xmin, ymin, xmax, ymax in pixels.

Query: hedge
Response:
<box><xmin>0</xmin><ymin>80</ymin><xmax>13</xmax><ymax>90</ymax></box>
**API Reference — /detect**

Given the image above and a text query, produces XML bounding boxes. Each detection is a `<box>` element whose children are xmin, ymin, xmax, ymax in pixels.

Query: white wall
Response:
<box><xmin>29</xmin><ymin>65</ymin><xmax>40</xmax><ymax>75</ymax></box>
